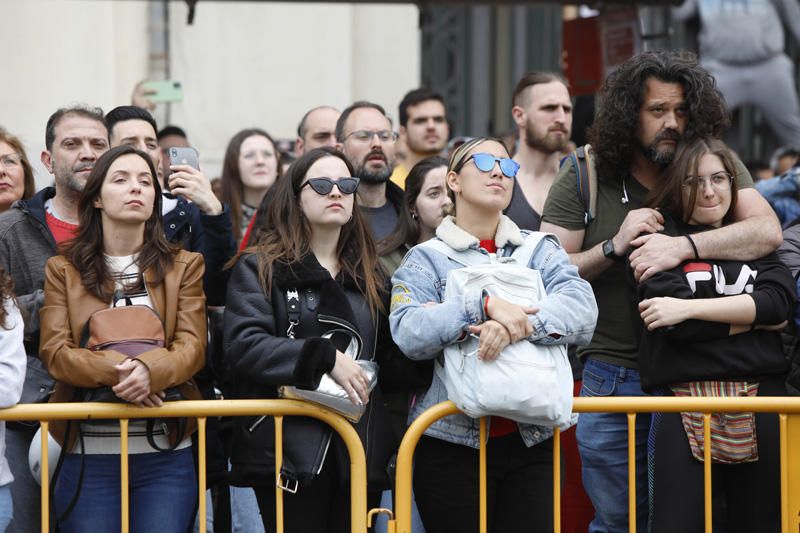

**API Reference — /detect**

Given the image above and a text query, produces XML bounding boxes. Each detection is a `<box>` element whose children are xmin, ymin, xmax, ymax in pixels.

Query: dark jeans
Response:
<box><xmin>254</xmin><ymin>455</ymin><xmax>381</xmax><ymax>533</ymax></box>
<box><xmin>413</xmin><ymin>432</ymin><xmax>553</xmax><ymax>533</ymax></box>
<box><xmin>576</xmin><ymin>358</ymin><xmax>650</xmax><ymax>533</ymax></box>
<box><xmin>651</xmin><ymin>377</ymin><xmax>784</xmax><ymax>533</ymax></box>
<box><xmin>54</xmin><ymin>448</ymin><xmax>197</xmax><ymax>533</ymax></box>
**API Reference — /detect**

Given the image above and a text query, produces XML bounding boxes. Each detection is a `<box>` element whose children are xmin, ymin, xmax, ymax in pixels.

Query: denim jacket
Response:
<box><xmin>755</xmin><ymin>169</ymin><xmax>800</xmax><ymax>228</ymax></box>
<box><xmin>389</xmin><ymin>215</ymin><xmax>598</xmax><ymax>449</ymax></box>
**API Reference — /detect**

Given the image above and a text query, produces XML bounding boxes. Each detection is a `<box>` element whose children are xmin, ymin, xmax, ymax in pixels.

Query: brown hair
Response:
<box><xmin>220</xmin><ymin>128</ymin><xmax>281</xmax><ymax>243</ymax></box>
<box><xmin>61</xmin><ymin>145</ymin><xmax>177</xmax><ymax>301</ymax></box>
<box><xmin>377</xmin><ymin>156</ymin><xmax>448</xmax><ymax>254</ymax></box>
<box><xmin>242</xmin><ymin>147</ymin><xmax>385</xmax><ymax>315</ymax></box>
<box><xmin>0</xmin><ymin>128</ymin><xmax>35</xmax><ymax>202</ymax></box>
<box><xmin>647</xmin><ymin>137</ymin><xmax>738</xmax><ymax>225</ymax></box>
<box><xmin>512</xmin><ymin>71</ymin><xmax>568</xmax><ymax>108</ymax></box>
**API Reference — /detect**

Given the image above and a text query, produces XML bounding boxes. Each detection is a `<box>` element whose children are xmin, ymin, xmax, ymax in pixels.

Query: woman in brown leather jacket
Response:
<box><xmin>39</xmin><ymin>145</ymin><xmax>206</xmax><ymax>533</ymax></box>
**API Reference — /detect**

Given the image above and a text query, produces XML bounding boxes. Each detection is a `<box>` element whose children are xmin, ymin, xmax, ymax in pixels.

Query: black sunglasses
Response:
<box><xmin>299</xmin><ymin>177</ymin><xmax>360</xmax><ymax>195</ymax></box>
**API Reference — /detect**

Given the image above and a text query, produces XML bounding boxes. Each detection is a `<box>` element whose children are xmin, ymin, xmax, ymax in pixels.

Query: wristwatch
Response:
<box><xmin>602</xmin><ymin>239</ymin><xmax>620</xmax><ymax>260</ymax></box>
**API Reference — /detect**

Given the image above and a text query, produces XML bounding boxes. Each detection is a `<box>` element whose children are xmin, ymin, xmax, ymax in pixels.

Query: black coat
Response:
<box><xmin>223</xmin><ymin>252</ymin><xmax>395</xmax><ymax>489</ymax></box>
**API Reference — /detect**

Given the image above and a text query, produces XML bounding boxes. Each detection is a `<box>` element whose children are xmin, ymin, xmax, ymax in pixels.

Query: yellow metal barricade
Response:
<box><xmin>389</xmin><ymin>397</ymin><xmax>800</xmax><ymax>533</ymax></box>
<box><xmin>0</xmin><ymin>400</ymin><xmax>368</xmax><ymax>533</ymax></box>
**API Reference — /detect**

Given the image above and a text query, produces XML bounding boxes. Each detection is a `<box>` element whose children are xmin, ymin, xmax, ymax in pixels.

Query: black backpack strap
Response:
<box><xmin>572</xmin><ymin>146</ymin><xmax>593</xmax><ymax>225</ymax></box>
<box><xmin>286</xmin><ymin>288</ymin><xmax>301</xmax><ymax>339</ymax></box>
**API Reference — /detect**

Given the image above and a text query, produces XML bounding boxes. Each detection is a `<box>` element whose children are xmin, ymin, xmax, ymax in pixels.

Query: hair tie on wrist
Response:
<box><xmin>685</xmin><ymin>234</ymin><xmax>699</xmax><ymax>260</ymax></box>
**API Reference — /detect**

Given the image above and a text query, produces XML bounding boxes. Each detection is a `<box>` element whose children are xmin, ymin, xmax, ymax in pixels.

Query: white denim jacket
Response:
<box><xmin>389</xmin><ymin>215</ymin><xmax>597</xmax><ymax>448</ymax></box>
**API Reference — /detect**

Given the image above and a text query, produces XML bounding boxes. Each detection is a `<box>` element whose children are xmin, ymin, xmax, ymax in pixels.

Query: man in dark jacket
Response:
<box><xmin>0</xmin><ymin>104</ymin><xmax>109</xmax><ymax>533</ymax></box>
<box><xmin>336</xmin><ymin>101</ymin><xmax>404</xmax><ymax>242</ymax></box>
<box><xmin>106</xmin><ymin>105</ymin><xmax>236</xmax><ymax>306</ymax></box>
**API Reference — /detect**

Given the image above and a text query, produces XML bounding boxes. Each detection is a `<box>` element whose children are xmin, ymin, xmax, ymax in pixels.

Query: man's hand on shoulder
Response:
<box><xmin>168</xmin><ymin>164</ymin><xmax>223</xmax><ymax>216</ymax></box>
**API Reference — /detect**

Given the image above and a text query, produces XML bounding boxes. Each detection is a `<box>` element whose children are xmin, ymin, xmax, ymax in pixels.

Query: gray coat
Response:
<box><xmin>0</xmin><ymin>187</ymin><xmax>59</xmax><ymax>403</ymax></box>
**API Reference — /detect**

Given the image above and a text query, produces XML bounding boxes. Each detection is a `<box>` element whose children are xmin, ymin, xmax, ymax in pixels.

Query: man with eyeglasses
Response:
<box><xmin>390</xmin><ymin>88</ymin><xmax>450</xmax><ymax>189</ymax></box>
<box><xmin>295</xmin><ymin>106</ymin><xmax>341</xmax><ymax>156</ymax></box>
<box><xmin>540</xmin><ymin>51</ymin><xmax>781</xmax><ymax>532</ymax></box>
<box><xmin>336</xmin><ymin>101</ymin><xmax>402</xmax><ymax>242</ymax></box>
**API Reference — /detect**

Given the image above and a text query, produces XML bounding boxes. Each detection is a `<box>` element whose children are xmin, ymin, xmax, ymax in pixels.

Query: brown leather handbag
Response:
<box><xmin>50</xmin><ymin>302</ymin><xmax>199</xmax><ymax>451</ymax></box>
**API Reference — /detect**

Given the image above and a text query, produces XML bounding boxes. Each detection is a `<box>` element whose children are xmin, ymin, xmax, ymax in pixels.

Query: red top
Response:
<box><xmin>477</xmin><ymin>239</ymin><xmax>517</xmax><ymax>438</ymax></box>
<box><xmin>240</xmin><ymin>213</ymin><xmax>257</xmax><ymax>251</ymax></box>
<box><xmin>45</xmin><ymin>210</ymin><xmax>79</xmax><ymax>245</ymax></box>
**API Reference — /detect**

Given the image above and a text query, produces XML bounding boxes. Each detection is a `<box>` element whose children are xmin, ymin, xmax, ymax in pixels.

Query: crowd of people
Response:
<box><xmin>0</xmin><ymin>48</ymin><xmax>796</xmax><ymax>533</ymax></box>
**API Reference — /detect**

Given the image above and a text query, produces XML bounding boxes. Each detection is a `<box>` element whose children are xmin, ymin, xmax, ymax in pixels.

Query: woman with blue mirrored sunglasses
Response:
<box><xmin>390</xmin><ymin>136</ymin><xmax>597</xmax><ymax>532</ymax></box>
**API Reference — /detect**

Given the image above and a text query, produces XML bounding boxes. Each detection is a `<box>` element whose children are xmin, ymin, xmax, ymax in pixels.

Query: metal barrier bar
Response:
<box><xmin>703</xmin><ymin>414</ymin><xmax>712</xmax><ymax>532</ymax></box>
<box><xmin>391</xmin><ymin>398</ymin><xmax>800</xmax><ymax>533</ymax></box>
<box><xmin>17</xmin><ymin>400</ymin><xmax>368</xmax><ymax>533</ymax></box>
<box><xmin>479</xmin><ymin>417</ymin><xmax>487</xmax><ymax>533</ymax></box>
<box><xmin>198</xmin><ymin>417</ymin><xmax>207</xmax><ymax>533</ymax></box>
<box><xmin>780</xmin><ymin>414</ymin><xmax>789</xmax><ymax>533</ymax></box>
<box><xmin>627</xmin><ymin>413</ymin><xmax>636</xmax><ymax>533</ymax></box>
<box><xmin>394</xmin><ymin>401</ymin><xmax>461</xmax><ymax>533</ymax></box>
<box><xmin>14</xmin><ymin>397</ymin><xmax>800</xmax><ymax>533</ymax></box>
<box><xmin>40</xmin><ymin>421</ymin><xmax>49</xmax><ymax>533</ymax></box>
<box><xmin>275</xmin><ymin>415</ymin><xmax>284</xmax><ymax>533</ymax></box>
<box><xmin>553</xmin><ymin>428</ymin><xmax>561</xmax><ymax>533</ymax></box>
<box><xmin>120</xmin><ymin>419</ymin><xmax>129</xmax><ymax>533</ymax></box>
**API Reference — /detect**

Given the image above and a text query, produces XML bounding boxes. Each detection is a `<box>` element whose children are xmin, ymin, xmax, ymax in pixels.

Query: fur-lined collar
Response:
<box><xmin>270</xmin><ymin>253</ymin><xmax>366</xmax><ymax>293</ymax></box>
<box><xmin>435</xmin><ymin>215</ymin><xmax>524</xmax><ymax>251</ymax></box>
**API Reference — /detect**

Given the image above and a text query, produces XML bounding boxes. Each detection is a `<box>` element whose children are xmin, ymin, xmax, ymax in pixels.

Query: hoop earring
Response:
<box><xmin>411</xmin><ymin>212</ymin><xmax>419</xmax><ymax>220</ymax></box>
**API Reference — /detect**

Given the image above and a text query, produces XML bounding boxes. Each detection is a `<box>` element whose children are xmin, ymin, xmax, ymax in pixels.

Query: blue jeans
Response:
<box><xmin>576</xmin><ymin>358</ymin><xmax>650</xmax><ymax>533</ymax></box>
<box><xmin>230</xmin><ymin>484</ymin><xmax>264</xmax><ymax>533</ymax></box>
<box><xmin>0</xmin><ymin>484</ymin><xmax>12</xmax><ymax>532</ymax></box>
<box><xmin>54</xmin><ymin>448</ymin><xmax>196</xmax><ymax>533</ymax></box>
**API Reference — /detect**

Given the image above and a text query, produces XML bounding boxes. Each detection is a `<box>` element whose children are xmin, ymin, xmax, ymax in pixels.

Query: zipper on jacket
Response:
<box><xmin>248</xmin><ymin>416</ymin><xmax>266</xmax><ymax>433</ymax></box>
<box><xmin>364</xmin><ymin>308</ymin><xmax>379</xmax><ymax>459</ymax></box>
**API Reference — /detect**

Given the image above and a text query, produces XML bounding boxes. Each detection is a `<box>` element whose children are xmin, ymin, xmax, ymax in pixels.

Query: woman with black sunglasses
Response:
<box><xmin>390</xmin><ymin>137</ymin><xmax>596</xmax><ymax>532</ymax></box>
<box><xmin>223</xmin><ymin>147</ymin><xmax>395</xmax><ymax>532</ymax></box>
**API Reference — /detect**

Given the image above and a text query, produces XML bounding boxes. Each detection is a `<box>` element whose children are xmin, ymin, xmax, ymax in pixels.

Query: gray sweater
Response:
<box><xmin>673</xmin><ymin>0</ymin><xmax>800</xmax><ymax>64</ymax></box>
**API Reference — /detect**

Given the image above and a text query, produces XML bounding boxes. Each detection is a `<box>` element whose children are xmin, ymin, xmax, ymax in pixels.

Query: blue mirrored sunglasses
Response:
<box><xmin>470</xmin><ymin>153</ymin><xmax>520</xmax><ymax>178</ymax></box>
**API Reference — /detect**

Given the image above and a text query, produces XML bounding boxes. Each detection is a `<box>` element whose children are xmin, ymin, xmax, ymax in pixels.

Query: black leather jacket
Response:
<box><xmin>223</xmin><ymin>253</ymin><xmax>395</xmax><ymax>489</ymax></box>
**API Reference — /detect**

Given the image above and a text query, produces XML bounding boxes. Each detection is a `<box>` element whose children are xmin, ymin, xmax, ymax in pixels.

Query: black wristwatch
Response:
<box><xmin>602</xmin><ymin>239</ymin><xmax>621</xmax><ymax>260</ymax></box>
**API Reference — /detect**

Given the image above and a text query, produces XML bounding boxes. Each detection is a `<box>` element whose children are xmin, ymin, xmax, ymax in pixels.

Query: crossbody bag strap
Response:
<box><xmin>286</xmin><ymin>288</ymin><xmax>301</xmax><ymax>339</ymax></box>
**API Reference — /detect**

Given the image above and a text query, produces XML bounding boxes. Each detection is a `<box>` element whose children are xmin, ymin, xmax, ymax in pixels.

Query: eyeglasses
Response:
<box><xmin>0</xmin><ymin>153</ymin><xmax>21</xmax><ymax>170</ymax></box>
<box><xmin>468</xmin><ymin>153</ymin><xmax>520</xmax><ymax>179</ymax></box>
<box><xmin>299</xmin><ymin>177</ymin><xmax>360</xmax><ymax>195</ymax></box>
<box><xmin>343</xmin><ymin>130</ymin><xmax>399</xmax><ymax>144</ymax></box>
<box><xmin>681</xmin><ymin>172</ymin><xmax>733</xmax><ymax>191</ymax></box>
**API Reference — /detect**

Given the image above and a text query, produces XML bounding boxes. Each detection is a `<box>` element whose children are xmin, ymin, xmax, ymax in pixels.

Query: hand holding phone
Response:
<box><xmin>166</xmin><ymin>147</ymin><xmax>222</xmax><ymax>216</ymax></box>
<box><xmin>141</xmin><ymin>81</ymin><xmax>184</xmax><ymax>104</ymax></box>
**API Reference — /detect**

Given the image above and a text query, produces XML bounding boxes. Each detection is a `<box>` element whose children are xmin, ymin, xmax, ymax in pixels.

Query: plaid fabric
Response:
<box><xmin>671</xmin><ymin>381</ymin><xmax>760</xmax><ymax>464</ymax></box>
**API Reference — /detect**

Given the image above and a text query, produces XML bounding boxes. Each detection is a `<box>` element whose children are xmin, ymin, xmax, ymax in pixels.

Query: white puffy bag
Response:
<box><xmin>421</xmin><ymin>233</ymin><xmax>574</xmax><ymax>428</ymax></box>
<box><xmin>29</xmin><ymin>427</ymin><xmax>62</xmax><ymax>485</ymax></box>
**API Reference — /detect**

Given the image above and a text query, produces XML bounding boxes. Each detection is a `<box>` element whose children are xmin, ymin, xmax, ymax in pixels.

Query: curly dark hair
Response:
<box><xmin>587</xmin><ymin>50</ymin><xmax>729</xmax><ymax>182</ymax></box>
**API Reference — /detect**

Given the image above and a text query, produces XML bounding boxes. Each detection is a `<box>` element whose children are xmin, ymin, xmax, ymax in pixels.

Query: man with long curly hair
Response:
<box><xmin>541</xmin><ymin>50</ymin><xmax>782</xmax><ymax>532</ymax></box>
